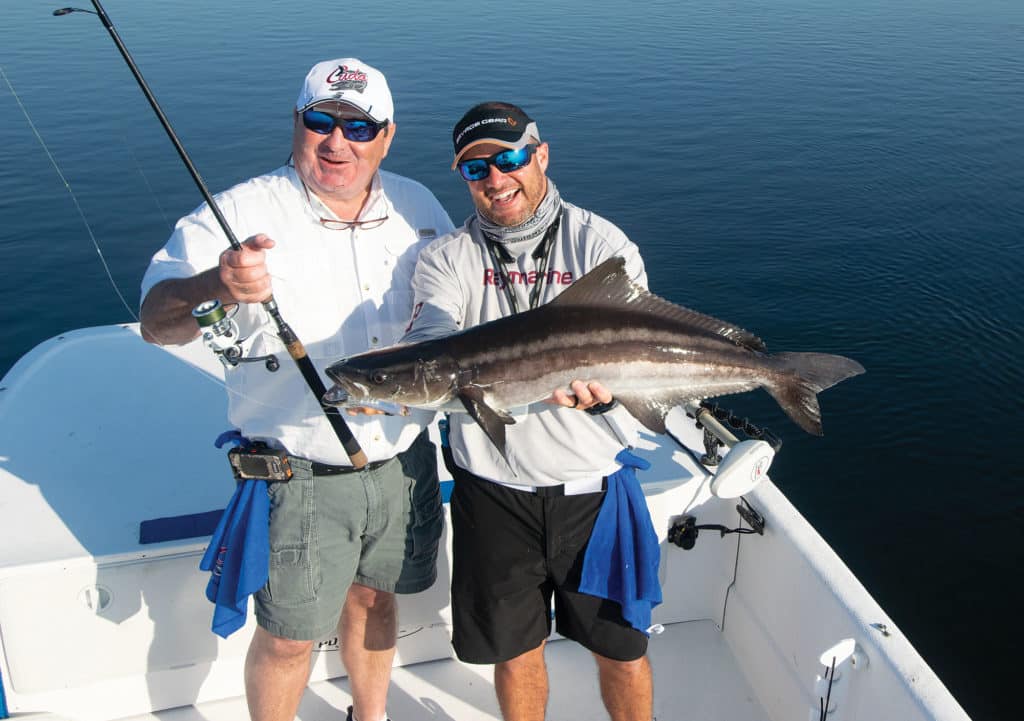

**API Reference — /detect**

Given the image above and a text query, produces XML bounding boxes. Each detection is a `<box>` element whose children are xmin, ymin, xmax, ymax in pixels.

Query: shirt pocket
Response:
<box><xmin>380</xmin><ymin>289</ymin><xmax>416</xmax><ymax>345</ymax></box>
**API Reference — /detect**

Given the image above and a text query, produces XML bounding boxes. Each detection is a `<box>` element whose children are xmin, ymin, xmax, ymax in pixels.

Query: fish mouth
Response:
<box><xmin>322</xmin><ymin>382</ymin><xmax>408</xmax><ymax>416</ymax></box>
<box><xmin>322</xmin><ymin>372</ymin><xmax>379</xmax><ymax>406</ymax></box>
<box><xmin>322</xmin><ymin>383</ymin><xmax>350</xmax><ymax>407</ymax></box>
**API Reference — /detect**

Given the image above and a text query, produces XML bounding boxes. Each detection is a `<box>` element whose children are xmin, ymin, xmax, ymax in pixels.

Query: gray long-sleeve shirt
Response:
<box><xmin>403</xmin><ymin>201</ymin><xmax>647</xmax><ymax>486</ymax></box>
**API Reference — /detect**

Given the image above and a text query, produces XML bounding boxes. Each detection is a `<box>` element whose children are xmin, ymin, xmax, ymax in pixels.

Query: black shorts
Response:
<box><xmin>449</xmin><ymin>466</ymin><xmax>649</xmax><ymax>664</ymax></box>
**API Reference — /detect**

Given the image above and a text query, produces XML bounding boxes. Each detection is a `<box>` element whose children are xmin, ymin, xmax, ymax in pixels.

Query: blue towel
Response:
<box><xmin>579</xmin><ymin>449</ymin><xmax>662</xmax><ymax>634</ymax></box>
<box><xmin>198</xmin><ymin>431</ymin><xmax>270</xmax><ymax>638</ymax></box>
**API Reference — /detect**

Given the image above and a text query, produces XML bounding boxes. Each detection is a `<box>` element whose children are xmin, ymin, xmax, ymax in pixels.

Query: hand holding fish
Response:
<box><xmin>345</xmin><ymin>405</ymin><xmax>401</xmax><ymax>417</ymax></box>
<box><xmin>549</xmin><ymin>379</ymin><xmax>613</xmax><ymax>411</ymax></box>
<box><xmin>219</xmin><ymin>234</ymin><xmax>275</xmax><ymax>304</ymax></box>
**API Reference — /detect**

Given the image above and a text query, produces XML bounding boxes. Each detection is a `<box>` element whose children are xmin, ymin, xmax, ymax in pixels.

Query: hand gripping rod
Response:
<box><xmin>56</xmin><ymin>1</ymin><xmax>368</xmax><ymax>468</ymax></box>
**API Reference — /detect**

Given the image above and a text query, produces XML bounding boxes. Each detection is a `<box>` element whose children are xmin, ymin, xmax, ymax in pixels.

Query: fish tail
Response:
<box><xmin>765</xmin><ymin>352</ymin><xmax>866</xmax><ymax>435</ymax></box>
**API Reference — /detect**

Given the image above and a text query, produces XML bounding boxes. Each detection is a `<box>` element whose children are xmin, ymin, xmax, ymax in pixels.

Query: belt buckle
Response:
<box><xmin>538</xmin><ymin>478</ymin><xmax>608</xmax><ymax>497</ymax></box>
<box><xmin>532</xmin><ymin>484</ymin><xmax>566</xmax><ymax>498</ymax></box>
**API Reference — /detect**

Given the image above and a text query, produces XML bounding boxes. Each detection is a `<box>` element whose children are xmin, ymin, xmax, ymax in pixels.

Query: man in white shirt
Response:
<box><xmin>140</xmin><ymin>58</ymin><xmax>454</xmax><ymax>721</ymax></box>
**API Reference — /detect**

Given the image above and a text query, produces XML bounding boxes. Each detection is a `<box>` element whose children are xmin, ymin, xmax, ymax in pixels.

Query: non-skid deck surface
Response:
<box><xmin>137</xmin><ymin>620</ymin><xmax>767</xmax><ymax>721</ymax></box>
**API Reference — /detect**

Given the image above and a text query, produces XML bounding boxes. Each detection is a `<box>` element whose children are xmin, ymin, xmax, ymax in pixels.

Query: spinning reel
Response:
<box><xmin>192</xmin><ymin>300</ymin><xmax>279</xmax><ymax>372</ymax></box>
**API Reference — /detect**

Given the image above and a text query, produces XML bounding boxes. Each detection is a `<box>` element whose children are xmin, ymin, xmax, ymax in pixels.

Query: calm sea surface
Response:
<box><xmin>2</xmin><ymin>1</ymin><xmax>1021</xmax><ymax>718</ymax></box>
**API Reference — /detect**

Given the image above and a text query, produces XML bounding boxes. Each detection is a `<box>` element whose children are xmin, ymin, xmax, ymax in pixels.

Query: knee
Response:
<box><xmin>595</xmin><ymin>653</ymin><xmax>650</xmax><ymax>679</ymax></box>
<box><xmin>346</xmin><ymin>583</ymin><xmax>396</xmax><ymax>613</ymax></box>
<box><xmin>250</xmin><ymin>627</ymin><xmax>314</xmax><ymax>664</ymax></box>
<box><xmin>498</xmin><ymin>641</ymin><xmax>546</xmax><ymax>674</ymax></box>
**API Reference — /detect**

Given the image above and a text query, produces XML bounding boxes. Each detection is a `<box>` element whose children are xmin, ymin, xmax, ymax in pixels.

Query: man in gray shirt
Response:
<box><xmin>404</xmin><ymin>101</ymin><xmax>655</xmax><ymax>721</ymax></box>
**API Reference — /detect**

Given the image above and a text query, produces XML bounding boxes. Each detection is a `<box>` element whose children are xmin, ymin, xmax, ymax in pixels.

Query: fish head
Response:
<box><xmin>324</xmin><ymin>344</ymin><xmax>458</xmax><ymax>409</ymax></box>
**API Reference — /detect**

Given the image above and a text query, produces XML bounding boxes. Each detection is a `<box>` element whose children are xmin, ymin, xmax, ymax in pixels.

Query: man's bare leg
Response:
<box><xmin>594</xmin><ymin>653</ymin><xmax>653</xmax><ymax>721</ymax></box>
<box><xmin>342</xmin><ymin>583</ymin><xmax>398</xmax><ymax>721</ymax></box>
<box><xmin>494</xmin><ymin>641</ymin><xmax>548</xmax><ymax>721</ymax></box>
<box><xmin>245</xmin><ymin>626</ymin><xmax>314</xmax><ymax>721</ymax></box>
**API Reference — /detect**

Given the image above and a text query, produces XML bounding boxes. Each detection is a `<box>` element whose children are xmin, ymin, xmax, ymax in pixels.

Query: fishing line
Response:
<box><xmin>1</xmin><ymin>64</ymin><xmax>137</xmax><ymax>323</ymax></box>
<box><xmin>1</xmin><ymin>64</ymin><xmax>306</xmax><ymax>413</ymax></box>
<box><xmin>120</xmin><ymin>131</ymin><xmax>173</xmax><ymax>231</ymax></box>
<box><xmin>53</xmin><ymin>0</ymin><xmax>367</xmax><ymax>467</ymax></box>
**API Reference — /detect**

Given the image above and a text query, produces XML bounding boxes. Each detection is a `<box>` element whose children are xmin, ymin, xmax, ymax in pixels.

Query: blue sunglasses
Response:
<box><xmin>457</xmin><ymin>145</ymin><xmax>538</xmax><ymax>181</ymax></box>
<box><xmin>301</xmin><ymin>109</ymin><xmax>388</xmax><ymax>142</ymax></box>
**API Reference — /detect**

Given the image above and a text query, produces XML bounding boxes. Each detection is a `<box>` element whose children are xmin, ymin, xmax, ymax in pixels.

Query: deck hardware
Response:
<box><xmin>736</xmin><ymin>498</ymin><xmax>765</xmax><ymax>534</ymax></box>
<box><xmin>698</xmin><ymin>423</ymin><xmax>723</xmax><ymax>465</ymax></box>
<box><xmin>813</xmin><ymin>639</ymin><xmax>861</xmax><ymax>720</ymax></box>
<box><xmin>818</xmin><ymin>655</ymin><xmax>838</xmax><ymax>720</ymax></box>
<box><xmin>688</xmin><ymin>400</ymin><xmax>783</xmax><ymax>453</ymax></box>
<box><xmin>668</xmin><ymin>501</ymin><xmax>765</xmax><ymax>550</ymax></box>
<box><xmin>871</xmin><ymin>622</ymin><xmax>891</xmax><ymax>637</ymax></box>
<box><xmin>680</xmin><ymin>402</ymin><xmax>778</xmax><ymax>497</ymax></box>
<box><xmin>77</xmin><ymin>584</ymin><xmax>113</xmax><ymax>613</ymax></box>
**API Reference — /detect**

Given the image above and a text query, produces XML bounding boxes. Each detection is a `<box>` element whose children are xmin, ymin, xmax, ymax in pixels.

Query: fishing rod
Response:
<box><xmin>54</xmin><ymin>1</ymin><xmax>369</xmax><ymax>468</ymax></box>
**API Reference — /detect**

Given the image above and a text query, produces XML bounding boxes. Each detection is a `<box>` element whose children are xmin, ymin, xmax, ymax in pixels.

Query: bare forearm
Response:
<box><xmin>140</xmin><ymin>268</ymin><xmax>230</xmax><ymax>345</ymax></box>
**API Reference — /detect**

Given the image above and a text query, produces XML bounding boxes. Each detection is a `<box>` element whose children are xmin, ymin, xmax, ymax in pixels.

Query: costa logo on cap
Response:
<box><xmin>326</xmin><ymin>65</ymin><xmax>368</xmax><ymax>93</ymax></box>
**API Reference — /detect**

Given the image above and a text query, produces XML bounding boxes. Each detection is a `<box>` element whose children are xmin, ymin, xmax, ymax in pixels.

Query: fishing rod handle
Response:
<box><xmin>287</xmin><ymin>338</ymin><xmax>370</xmax><ymax>469</ymax></box>
<box><xmin>262</xmin><ymin>298</ymin><xmax>369</xmax><ymax>469</ymax></box>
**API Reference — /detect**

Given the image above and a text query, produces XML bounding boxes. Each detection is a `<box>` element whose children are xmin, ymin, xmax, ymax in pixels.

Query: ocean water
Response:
<box><xmin>1</xmin><ymin>1</ymin><xmax>1021</xmax><ymax>718</ymax></box>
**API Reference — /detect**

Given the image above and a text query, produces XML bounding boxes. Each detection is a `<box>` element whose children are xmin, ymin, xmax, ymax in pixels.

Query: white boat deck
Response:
<box><xmin>135</xmin><ymin>621</ymin><xmax>763</xmax><ymax>721</ymax></box>
<box><xmin>0</xmin><ymin>325</ymin><xmax>970</xmax><ymax>721</ymax></box>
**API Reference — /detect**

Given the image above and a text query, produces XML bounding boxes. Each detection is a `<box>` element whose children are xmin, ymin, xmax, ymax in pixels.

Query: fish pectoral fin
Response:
<box><xmin>457</xmin><ymin>387</ymin><xmax>515</xmax><ymax>460</ymax></box>
<box><xmin>615</xmin><ymin>393</ymin><xmax>681</xmax><ymax>435</ymax></box>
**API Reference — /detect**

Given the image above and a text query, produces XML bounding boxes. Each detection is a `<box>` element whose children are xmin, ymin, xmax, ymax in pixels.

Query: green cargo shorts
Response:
<box><xmin>253</xmin><ymin>431</ymin><xmax>442</xmax><ymax>641</ymax></box>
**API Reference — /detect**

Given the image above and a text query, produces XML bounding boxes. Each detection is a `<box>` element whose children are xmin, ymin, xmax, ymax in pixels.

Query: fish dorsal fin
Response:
<box><xmin>550</xmin><ymin>257</ymin><xmax>767</xmax><ymax>352</ymax></box>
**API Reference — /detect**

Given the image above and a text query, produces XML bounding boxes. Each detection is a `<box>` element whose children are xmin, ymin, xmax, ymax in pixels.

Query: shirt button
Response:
<box><xmin>371</xmin><ymin>336</ymin><xmax>379</xmax><ymax>345</ymax></box>
<box><xmin>363</xmin><ymin>284</ymin><xmax>370</xmax><ymax>292</ymax></box>
<box><xmin>373</xmin><ymin>434</ymin><xmax>381</xmax><ymax>442</ymax></box>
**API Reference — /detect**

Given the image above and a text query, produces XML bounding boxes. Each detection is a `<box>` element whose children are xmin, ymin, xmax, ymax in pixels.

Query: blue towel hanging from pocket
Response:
<box><xmin>198</xmin><ymin>431</ymin><xmax>271</xmax><ymax>638</ymax></box>
<box><xmin>579</xmin><ymin>448</ymin><xmax>662</xmax><ymax>634</ymax></box>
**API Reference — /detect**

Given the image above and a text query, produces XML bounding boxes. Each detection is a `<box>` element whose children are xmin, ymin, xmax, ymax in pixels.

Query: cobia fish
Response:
<box><xmin>323</xmin><ymin>256</ymin><xmax>865</xmax><ymax>459</ymax></box>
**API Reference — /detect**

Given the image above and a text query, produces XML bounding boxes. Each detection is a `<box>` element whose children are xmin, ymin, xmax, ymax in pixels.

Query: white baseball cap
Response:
<box><xmin>295</xmin><ymin>58</ymin><xmax>394</xmax><ymax>123</ymax></box>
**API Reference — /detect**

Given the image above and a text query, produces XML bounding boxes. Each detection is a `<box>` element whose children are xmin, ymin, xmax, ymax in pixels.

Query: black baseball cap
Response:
<box><xmin>451</xmin><ymin>102</ymin><xmax>542</xmax><ymax>169</ymax></box>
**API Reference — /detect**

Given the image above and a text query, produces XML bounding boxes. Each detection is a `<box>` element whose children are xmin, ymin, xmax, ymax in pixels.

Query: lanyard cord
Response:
<box><xmin>485</xmin><ymin>216</ymin><xmax>562</xmax><ymax>315</ymax></box>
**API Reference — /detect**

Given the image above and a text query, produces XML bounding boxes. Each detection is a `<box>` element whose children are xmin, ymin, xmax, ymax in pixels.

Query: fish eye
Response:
<box><xmin>370</xmin><ymin>371</ymin><xmax>388</xmax><ymax>384</ymax></box>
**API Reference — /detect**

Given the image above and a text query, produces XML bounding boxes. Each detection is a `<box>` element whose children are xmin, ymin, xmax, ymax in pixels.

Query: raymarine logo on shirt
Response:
<box><xmin>483</xmin><ymin>267</ymin><xmax>574</xmax><ymax>289</ymax></box>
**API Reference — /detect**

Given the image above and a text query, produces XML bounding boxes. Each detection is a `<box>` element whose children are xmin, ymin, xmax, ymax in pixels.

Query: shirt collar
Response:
<box><xmin>290</xmin><ymin>167</ymin><xmax>389</xmax><ymax>223</ymax></box>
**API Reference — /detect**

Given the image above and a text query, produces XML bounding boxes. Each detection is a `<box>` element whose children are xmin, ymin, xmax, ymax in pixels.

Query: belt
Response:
<box><xmin>502</xmin><ymin>477</ymin><xmax>608</xmax><ymax>497</ymax></box>
<box><xmin>304</xmin><ymin>458</ymin><xmax>391</xmax><ymax>476</ymax></box>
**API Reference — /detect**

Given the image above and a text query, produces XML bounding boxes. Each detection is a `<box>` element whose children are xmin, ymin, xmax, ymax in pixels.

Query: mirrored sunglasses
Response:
<box><xmin>457</xmin><ymin>145</ymin><xmax>537</xmax><ymax>181</ymax></box>
<box><xmin>301</xmin><ymin>110</ymin><xmax>388</xmax><ymax>142</ymax></box>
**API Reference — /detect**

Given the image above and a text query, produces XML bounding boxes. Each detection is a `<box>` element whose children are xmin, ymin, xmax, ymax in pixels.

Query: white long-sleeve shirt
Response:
<box><xmin>142</xmin><ymin>165</ymin><xmax>454</xmax><ymax>464</ymax></box>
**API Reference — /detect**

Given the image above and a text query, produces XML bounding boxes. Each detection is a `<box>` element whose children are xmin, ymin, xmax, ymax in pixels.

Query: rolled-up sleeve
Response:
<box><xmin>402</xmin><ymin>242</ymin><xmax>465</xmax><ymax>343</ymax></box>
